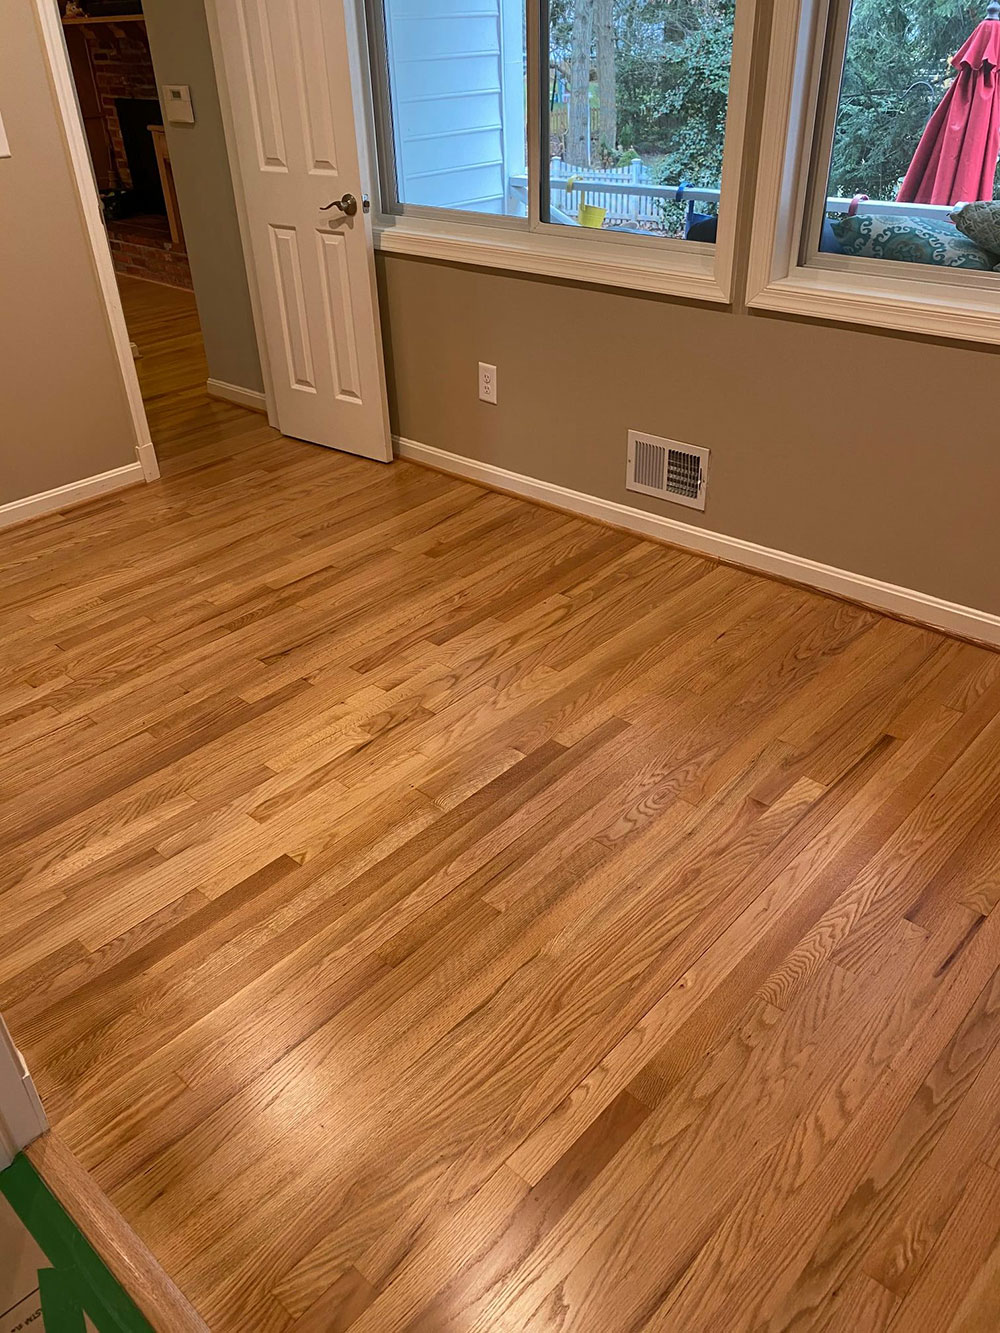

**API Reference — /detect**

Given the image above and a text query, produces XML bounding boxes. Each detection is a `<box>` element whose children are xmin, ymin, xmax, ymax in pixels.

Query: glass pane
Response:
<box><xmin>542</xmin><ymin>0</ymin><xmax>735</xmax><ymax>240</ymax></box>
<box><xmin>820</xmin><ymin>0</ymin><xmax>1000</xmax><ymax>273</ymax></box>
<box><xmin>379</xmin><ymin>0</ymin><xmax>527</xmax><ymax>217</ymax></box>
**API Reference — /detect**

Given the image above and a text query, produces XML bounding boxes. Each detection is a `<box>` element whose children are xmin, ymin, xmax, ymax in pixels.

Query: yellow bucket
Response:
<box><xmin>577</xmin><ymin>202</ymin><xmax>606</xmax><ymax>228</ymax></box>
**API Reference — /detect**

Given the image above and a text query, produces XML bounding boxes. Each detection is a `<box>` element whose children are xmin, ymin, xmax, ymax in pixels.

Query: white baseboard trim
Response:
<box><xmin>0</xmin><ymin>462</ymin><xmax>145</xmax><ymax>533</ymax></box>
<box><xmin>394</xmin><ymin>436</ymin><xmax>1000</xmax><ymax>648</ymax></box>
<box><xmin>206</xmin><ymin>378</ymin><xmax>268</xmax><ymax>413</ymax></box>
<box><xmin>136</xmin><ymin>439</ymin><xmax>160</xmax><ymax>482</ymax></box>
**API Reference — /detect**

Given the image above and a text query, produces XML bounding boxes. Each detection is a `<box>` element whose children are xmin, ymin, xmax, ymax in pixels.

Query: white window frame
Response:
<box><xmin>748</xmin><ymin>0</ymin><xmax>1000</xmax><ymax>344</ymax></box>
<box><xmin>360</xmin><ymin>0</ymin><xmax>759</xmax><ymax>302</ymax></box>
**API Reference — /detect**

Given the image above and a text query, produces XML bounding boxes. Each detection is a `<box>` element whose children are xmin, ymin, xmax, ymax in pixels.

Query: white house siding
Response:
<box><xmin>384</xmin><ymin>0</ymin><xmax>524</xmax><ymax>213</ymax></box>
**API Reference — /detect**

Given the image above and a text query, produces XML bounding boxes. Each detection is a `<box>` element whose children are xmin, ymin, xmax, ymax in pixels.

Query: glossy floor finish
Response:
<box><xmin>3</xmin><ymin>280</ymin><xmax>1000</xmax><ymax>1332</ymax></box>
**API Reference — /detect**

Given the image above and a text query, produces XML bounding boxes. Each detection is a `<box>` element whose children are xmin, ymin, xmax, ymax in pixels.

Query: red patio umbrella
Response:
<box><xmin>897</xmin><ymin>4</ymin><xmax>1000</xmax><ymax>205</ymax></box>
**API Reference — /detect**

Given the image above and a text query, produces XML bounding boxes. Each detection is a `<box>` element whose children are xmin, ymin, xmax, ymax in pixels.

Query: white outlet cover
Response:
<box><xmin>478</xmin><ymin>362</ymin><xmax>498</xmax><ymax>405</ymax></box>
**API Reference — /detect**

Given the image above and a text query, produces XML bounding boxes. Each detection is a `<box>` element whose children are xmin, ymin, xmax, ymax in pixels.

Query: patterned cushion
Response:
<box><xmin>951</xmin><ymin>201</ymin><xmax>1000</xmax><ymax>256</ymax></box>
<box><xmin>830</xmin><ymin>213</ymin><xmax>994</xmax><ymax>270</ymax></box>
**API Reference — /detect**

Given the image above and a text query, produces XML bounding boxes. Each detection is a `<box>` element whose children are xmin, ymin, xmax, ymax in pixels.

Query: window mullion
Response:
<box><xmin>800</xmin><ymin>0</ymin><xmax>851</xmax><ymax>265</ymax></box>
<box><xmin>362</xmin><ymin>0</ymin><xmax>401</xmax><ymax>215</ymax></box>
<box><xmin>526</xmin><ymin>0</ymin><xmax>543</xmax><ymax>229</ymax></box>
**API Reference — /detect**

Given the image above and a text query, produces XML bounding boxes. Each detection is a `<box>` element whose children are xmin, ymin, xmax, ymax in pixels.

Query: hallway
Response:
<box><xmin>119</xmin><ymin>276</ymin><xmax>276</xmax><ymax>477</ymax></box>
<box><xmin>2</xmin><ymin>287</ymin><xmax>1000</xmax><ymax>1330</ymax></box>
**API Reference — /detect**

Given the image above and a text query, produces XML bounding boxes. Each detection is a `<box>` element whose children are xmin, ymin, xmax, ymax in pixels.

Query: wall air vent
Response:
<box><xmin>626</xmin><ymin>431</ymin><xmax>709</xmax><ymax>512</ymax></box>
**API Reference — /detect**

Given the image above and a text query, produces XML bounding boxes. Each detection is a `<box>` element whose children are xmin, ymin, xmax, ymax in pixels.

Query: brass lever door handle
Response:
<box><xmin>321</xmin><ymin>193</ymin><xmax>358</xmax><ymax>216</ymax></box>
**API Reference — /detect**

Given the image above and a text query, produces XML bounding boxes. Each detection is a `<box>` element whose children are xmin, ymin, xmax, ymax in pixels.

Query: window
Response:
<box><xmin>540</xmin><ymin>0</ymin><xmax>735</xmax><ymax>239</ymax></box>
<box><xmin>814</xmin><ymin>0</ymin><xmax>1000</xmax><ymax>274</ymax></box>
<box><xmin>366</xmin><ymin>0</ymin><xmax>755</xmax><ymax>298</ymax></box>
<box><xmin>748</xmin><ymin>0</ymin><xmax>1000</xmax><ymax>343</ymax></box>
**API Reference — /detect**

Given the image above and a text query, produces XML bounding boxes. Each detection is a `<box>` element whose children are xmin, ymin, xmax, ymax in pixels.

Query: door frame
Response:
<box><xmin>0</xmin><ymin>1015</ymin><xmax>47</xmax><ymax>1171</ymax></box>
<box><xmin>201</xmin><ymin>0</ymin><xmax>279</xmax><ymax>433</ymax></box>
<box><xmin>33</xmin><ymin>0</ymin><xmax>280</xmax><ymax>475</ymax></box>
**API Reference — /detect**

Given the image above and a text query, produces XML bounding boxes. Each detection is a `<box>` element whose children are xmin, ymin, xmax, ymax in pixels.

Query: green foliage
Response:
<box><xmin>551</xmin><ymin>0</ymin><xmax>733</xmax><ymax>175</ymax></box>
<box><xmin>617</xmin><ymin>0</ymin><xmax>734</xmax><ymax>184</ymax></box>
<box><xmin>595</xmin><ymin>140</ymin><xmax>640</xmax><ymax>165</ymax></box>
<box><xmin>551</xmin><ymin>0</ymin><xmax>996</xmax><ymax>212</ymax></box>
<box><xmin>828</xmin><ymin>0</ymin><xmax>987</xmax><ymax>199</ymax></box>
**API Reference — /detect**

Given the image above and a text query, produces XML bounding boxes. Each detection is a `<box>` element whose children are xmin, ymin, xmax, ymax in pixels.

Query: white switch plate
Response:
<box><xmin>162</xmin><ymin>84</ymin><xmax>195</xmax><ymax>125</ymax></box>
<box><xmin>0</xmin><ymin>108</ymin><xmax>10</xmax><ymax>159</ymax></box>
<box><xmin>478</xmin><ymin>362</ymin><xmax>497</xmax><ymax>405</ymax></box>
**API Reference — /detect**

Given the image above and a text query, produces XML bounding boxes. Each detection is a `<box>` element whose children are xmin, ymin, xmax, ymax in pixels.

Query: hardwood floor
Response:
<box><xmin>3</xmin><ymin>279</ymin><xmax>1000</xmax><ymax>1331</ymax></box>
<box><xmin>118</xmin><ymin>275</ymin><xmax>271</xmax><ymax>477</ymax></box>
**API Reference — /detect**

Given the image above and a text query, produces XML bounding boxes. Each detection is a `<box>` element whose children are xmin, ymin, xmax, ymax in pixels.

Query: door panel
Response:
<box><xmin>270</xmin><ymin>225</ymin><xmax>316</xmax><ymax>390</ymax></box>
<box><xmin>318</xmin><ymin>232</ymin><xmax>363</xmax><ymax>401</ymax></box>
<box><xmin>237</xmin><ymin>0</ymin><xmax>287</xmax><ymax>170</ymax></box>
<box><xmin>292</xmin><ymin>0</ymin><xmax>343</xmax><ymax>173</ymax></box>
<box><xmin>216</xmin><ymin>0</ymin><xmax>392</xmax><ymax>461</ymax></box>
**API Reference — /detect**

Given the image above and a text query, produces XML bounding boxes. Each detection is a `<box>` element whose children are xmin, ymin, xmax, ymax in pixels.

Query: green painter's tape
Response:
<box><xmin>37</xmin><ymin>1267</ymin><xmax>87</xmax><ymax>1333</ymax></box>
<box><xmin>0</xmin><ymin>1154</ymin><xmax>153</xmax><ymax>1333</ymax></box>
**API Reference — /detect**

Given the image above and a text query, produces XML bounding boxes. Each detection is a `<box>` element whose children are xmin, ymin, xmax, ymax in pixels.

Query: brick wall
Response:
<box><xmin>83</xmin><ymin>20</ymin><xmax>157</xmax><ymax>188</ymax></box>
<box><xmin>107</xmin><ymin>221</ymin><xmax>193</xmax><ymax>289</ymax></box>
<box><xmin>78</xmin><ymin>18</ymin><xmax>193</xmax><ymax>289</ymax></box>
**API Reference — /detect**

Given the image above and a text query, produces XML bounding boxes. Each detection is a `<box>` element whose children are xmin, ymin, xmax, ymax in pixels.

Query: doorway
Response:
<box><xmin>53</xmin><ymin>0</ymin><xmax>273</xmax><ymax>474</ymax></box>
<box><xmin>41</xmin><ymin>0</ymin><xmax>394</xmax><ymax>474</ymax></box>
<box><xmin>62</xmin><ymin>7</ymin><xmax>191</xmax><ymax>289</ymax></box>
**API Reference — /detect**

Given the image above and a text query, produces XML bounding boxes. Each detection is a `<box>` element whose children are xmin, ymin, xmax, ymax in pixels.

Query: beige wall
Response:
<box><xmin>0</xmin><ymin>4</ymin><xmax>137</xmax><ymax>506</ymax></box>
<box><xmin>142</xmin><ymin>0</ymin><xmax>264</xmax><ymax>394</ymax></box>
<box><xmin>377</xmin><ymin>254</ymin><xmax>1000</xmax><ymax>614</ymax></box>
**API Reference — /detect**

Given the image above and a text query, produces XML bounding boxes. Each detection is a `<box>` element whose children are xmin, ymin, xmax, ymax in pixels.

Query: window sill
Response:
<box><xmin>749</xmin><ymin>262</ymin><xmax>1000</xmax><ymax>346</ymax></box>
<box><xmin>373</xmin><ymin>216</ymin><xmax>732</xmax><ymax>302</ymax></box>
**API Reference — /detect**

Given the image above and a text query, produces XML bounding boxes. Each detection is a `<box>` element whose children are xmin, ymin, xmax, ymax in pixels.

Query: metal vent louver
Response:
<box><xmin>626</xmin><ymin>431</ymin><xmax>710</xmax><ymax>511</ymax></box>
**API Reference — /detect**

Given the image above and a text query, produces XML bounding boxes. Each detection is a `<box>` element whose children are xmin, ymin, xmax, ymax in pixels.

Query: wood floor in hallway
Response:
<box><xmin>3</xmin><ymin>279</ymin><xmax>1000</xmax><ymax>1331</ymax></box>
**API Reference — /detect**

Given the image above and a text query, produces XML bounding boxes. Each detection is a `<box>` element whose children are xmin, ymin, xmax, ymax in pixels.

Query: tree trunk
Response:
<box><xmin>595</xmin><ymin>0</ymin><xmax>616</xmax><ymax>154</ymax></box>
<box><xmin>568</xmin><ymin>0</ymin><xmax>594</xmax><ymax>166</ymax></box>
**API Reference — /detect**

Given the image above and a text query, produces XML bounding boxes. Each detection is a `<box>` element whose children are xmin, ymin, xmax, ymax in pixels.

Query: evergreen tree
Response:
<box><xmin>550</xmin><ymin>0</ymin><xmax>997</xmax><ymax>204</ymax></box>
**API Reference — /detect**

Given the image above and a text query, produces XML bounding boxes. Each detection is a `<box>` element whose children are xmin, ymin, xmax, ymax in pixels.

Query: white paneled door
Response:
<box><xmin>213</xmin><ymin>0</ymin><xmax>392</xmax><ymax>461</ymax></box>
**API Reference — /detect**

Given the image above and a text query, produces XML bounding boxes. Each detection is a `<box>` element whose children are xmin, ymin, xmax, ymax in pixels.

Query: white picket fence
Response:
<box><xmin>508</xmin><ymin>159</ymin><xmax>722</xmax><ymax>228</ymax></box>
<box><xmin>549</xmin><ymin>157</ymin><xmax>663</xmax><ymax>224</ymax></box>
<box><xmin>515</xmin><ymin>161</ymin><xmax>948</xmax><ymax>231</ymax></box>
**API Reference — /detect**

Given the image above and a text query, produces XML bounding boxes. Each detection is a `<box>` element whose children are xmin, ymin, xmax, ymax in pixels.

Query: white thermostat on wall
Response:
<box><xmin>162</xmin><ymin>85</ymin><xmax>195</xmax><ymax>125</ymax></box>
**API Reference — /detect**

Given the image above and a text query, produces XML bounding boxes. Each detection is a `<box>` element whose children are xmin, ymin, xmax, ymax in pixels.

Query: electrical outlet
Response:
<box><xmin>478</xmin><ymin>362</ymin><xmax>498</xmax><ymax>405</ymax></box>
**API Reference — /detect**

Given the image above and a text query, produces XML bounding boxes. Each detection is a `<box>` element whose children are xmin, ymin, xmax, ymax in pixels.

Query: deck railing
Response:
<box><xmin>510</xmin><ymin>160</ymin><xmax>955</xmax><ymax>229</ymax></box>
